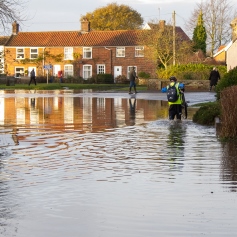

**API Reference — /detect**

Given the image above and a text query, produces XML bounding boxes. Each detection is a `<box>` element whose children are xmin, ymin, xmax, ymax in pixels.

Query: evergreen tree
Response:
<box><xmin>192</xmin><ymin>11</ymin><xmax>207</xmax><ymax>54</ymax></box>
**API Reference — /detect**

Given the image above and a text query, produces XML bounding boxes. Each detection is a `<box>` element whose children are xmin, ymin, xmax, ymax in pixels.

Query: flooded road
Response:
<box><xmin>0</xmin><ymin>90</ymin><xmax>236</xmax><ymax>237</ymax></box>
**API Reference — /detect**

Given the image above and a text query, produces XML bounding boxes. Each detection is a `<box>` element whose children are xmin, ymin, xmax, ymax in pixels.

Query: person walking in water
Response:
<box><xmin>29</xmin><ymin>68</ymin><xmax>36</xmax><ymax>86</ymax></box>
<box><xmin>209</xmin><ymin>67</ymin><xmax>220</xmax><ymax>91</ymax></box>
<box><xmin>129</xmin><ymin>67</ymin><xmax>138</xmax><ymax>94</ymax></box>
<box><xmin>162</xmin><ymin>76</ymin><xmax>185</xmax><ymax>120</ymax></box>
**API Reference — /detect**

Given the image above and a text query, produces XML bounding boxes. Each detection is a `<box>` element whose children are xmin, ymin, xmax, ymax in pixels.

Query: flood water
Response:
<box><xmin>0</xmin><ymin>90</ymin><xmax>237</xmax><ymax>237</ymax></box>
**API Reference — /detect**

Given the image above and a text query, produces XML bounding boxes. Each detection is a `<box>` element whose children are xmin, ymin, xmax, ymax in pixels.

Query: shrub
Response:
<box><xmin>96</xmin><ymin>74</ymin><xmax>114</xmax><ymax>84</ymax></box>
<box><xmin>216</xmin><ymin>66</ymin><xmax>237</xmax><ymax>100</ymax></box>
<box><xmin>138</xmin><ymin>71</ymin><xmax>150</xmax><ymax>79</ymax></box>
<box><xmin>192</xmin><ymin>102</ymin><xmax>220</xmax><ymax>125</ymax></box>
<box><xmin>219</xmin><ymin>85</ymin><xmax>237</xmax><ymax>138</ymax></box>
<box><xmin>115</xmin><ymin>75</ymin><xmax>128</xmax><ymax>84</ymax></box>
<box><xmin>157</xmin><ymin>64</ymin><xmax>226</xmax><ymax>80</ymax></box>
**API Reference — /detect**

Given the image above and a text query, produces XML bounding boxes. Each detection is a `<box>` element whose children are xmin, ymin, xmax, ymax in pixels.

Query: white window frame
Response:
<box><xmin>64</xmin><ymin>47</ymin><xmax>73</xmax><ymax>60</ymax></box>
<box><xmin>127</xmin><ymin>66</ymin><xmax>137</xmax><ymax>79</ymax></box>
<box><xmin>15</xmin><ymin>67</ymin><xmax>25</xmax><ymax>78</ymax></box>
<box><xmin>135</xmin><ymin>46</ymin><xmax>144</xmax><ymax>57</ymax></box>
<box><xmin>16</xmin><ymin>48</ymin><xmax>24</xmax><ymax>59</ymax></box>
<box><xmin>116</xmin><ymin>47</ymin><xmax>125</xmax><ymax>57</ymax></box>
<box><xmin>83</xmin><ymin>47</ymin><xmax>92</xmax><ymax>59</ymax></box>
<box><xmin>64</xmin><ymin>64</ymin><xmax>73</xmax><ymax>77</ymax></box>
<box><xmin>97</xmin><ymin>64</ymin><xmax>105</xmax><ymax>74</ymax></box>
<box><xmin>30</xmin><ymin>48</ymin><xmax>38</xmax><ymax>59</ymax></box>
<box><xmin>83</xmin><ymin>65</ymin><xmax>92</xmax><ymax>79</ymax></box>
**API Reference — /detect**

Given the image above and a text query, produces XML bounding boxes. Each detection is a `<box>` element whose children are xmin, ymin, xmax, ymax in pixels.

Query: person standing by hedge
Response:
<box><xmin>129</xmin><ymin>67</ymin><xmax>138</xmax><ymax>94</ymax></box>
<box><xmin>209</xmin><ymin>67</ymin><xmax>220</xmax><ymax>91</ymax></box>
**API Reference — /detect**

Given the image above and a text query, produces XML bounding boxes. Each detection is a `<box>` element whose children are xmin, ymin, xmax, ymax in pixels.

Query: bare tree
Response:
<box><xmin>185</xmin><ymin>0</ymin><xmax>237</xmax><ymax>57</ymax></box>
<box><xmin>0</xmin><ymin>0</ymin><xmax>27</xmax><ymax>34</ymax></box>
<box><xmin>139</xmin><ymin>22</ymin><xmax>193</xmax><ymax>72</ymax></box>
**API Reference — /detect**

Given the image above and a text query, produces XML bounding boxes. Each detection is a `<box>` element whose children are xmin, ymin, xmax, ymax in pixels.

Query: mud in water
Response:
<box><xmin>0</xmin><ymin>90</ymin><xmax>236</xmax><ymax>237</ymax></box>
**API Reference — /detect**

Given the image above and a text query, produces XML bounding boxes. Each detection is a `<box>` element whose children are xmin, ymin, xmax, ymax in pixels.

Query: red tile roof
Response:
<box><xmin>6</xmin><ymin>30</ymin><xmax>141</xmax><ymax>47</ymax></box>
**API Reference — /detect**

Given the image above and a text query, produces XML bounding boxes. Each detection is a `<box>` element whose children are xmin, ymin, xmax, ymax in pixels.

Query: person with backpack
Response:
<box><xmin>161</xmin><ymin>76</ymin><xmax>185</xmax><ymax>120</ymax></box>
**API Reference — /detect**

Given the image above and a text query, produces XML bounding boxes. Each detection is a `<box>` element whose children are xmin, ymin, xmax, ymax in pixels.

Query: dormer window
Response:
<box><xmin>16</xmin><ymin>48</ymin><xmax>24</xmax><ymax>59</ymax></box>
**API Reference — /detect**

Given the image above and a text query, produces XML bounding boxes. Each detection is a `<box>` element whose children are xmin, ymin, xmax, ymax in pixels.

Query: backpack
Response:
<box><xmin>167</xmin><ymin>83</ymin><xmax>179</xmax><ymax>102</ymax></box>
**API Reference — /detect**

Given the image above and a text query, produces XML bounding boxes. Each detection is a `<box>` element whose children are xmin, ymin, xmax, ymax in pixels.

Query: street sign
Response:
<box><xmin>43</xmin><ymin>64</ymin><xmax>52</xmax><ymax>70</ymax></box>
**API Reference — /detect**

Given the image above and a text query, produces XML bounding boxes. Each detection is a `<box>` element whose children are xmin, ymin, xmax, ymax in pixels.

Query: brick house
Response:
<box><xmin>3</xmin><ymin>19</ymin><xmax>189</xmax><ymax>81</ymax></box>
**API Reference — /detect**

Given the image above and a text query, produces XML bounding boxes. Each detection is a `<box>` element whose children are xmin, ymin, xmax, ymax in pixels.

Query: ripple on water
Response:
<box><xmin>1</xmin><ymin>120</ymin><xmax>237</xmax><ymax>237</ymax></box>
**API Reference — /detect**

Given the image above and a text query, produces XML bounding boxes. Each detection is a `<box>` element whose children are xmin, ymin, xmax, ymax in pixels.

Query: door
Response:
<box><xmin>54</xmin><ymin>65</ymin><xmax>61</xmax><ymax>77</ymax></box>
<box><xmin>114</xmin><ymin>66</ymin><xmax>122</xmax><ymax>83</ymax></box>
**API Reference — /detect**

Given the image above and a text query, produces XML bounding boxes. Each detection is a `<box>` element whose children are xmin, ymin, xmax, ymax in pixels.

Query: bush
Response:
<box><xmin>96</xmin><ymin>74</ymin><xmax>114</xmax><ymax>84</ymax></box>
<box><xmin>192</xmin><ymin>102</ymin><xmax>220</xmax><ymax>125</ymax></box>
<box><xmin>138</xmin><ymin>71</ymin><xmax>150</xmax><ymax>79</ymax></box>
<box><xmin>216</xmin><ymin>66</ymin><xmax>237</xmax><ymax>100</ymax></box>
<box><xmin>157</xmin><ymin>64</ymin><xmax>226</xmax><ymax>80</ymax></box>
<box><xmin>115</xmin><ymin>75</ymin><xmax>129</xmax><ymax>84</ymax></box>
<box><xmin>219</xmin><ymin>85</ymin><xmax>237</xmax><ymax>138</ymax></box>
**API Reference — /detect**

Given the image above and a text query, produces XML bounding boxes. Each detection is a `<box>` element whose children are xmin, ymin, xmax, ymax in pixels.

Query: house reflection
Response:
<box><xmin>0</xmin><ymin>91</ymin><xmax>169</xmax><ymax>132</ymax></box>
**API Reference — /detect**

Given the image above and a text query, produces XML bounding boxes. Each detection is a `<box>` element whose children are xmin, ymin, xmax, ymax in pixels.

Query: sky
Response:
<box><xmin>16</xmin><ymin>0</ymin><xmax>198</xmax><ymax>33</ymax></box>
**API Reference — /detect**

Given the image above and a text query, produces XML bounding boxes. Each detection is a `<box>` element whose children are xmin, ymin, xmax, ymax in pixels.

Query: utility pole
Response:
<box><xmin>172</xmin><ymin>11</ymin><xmax>176</xmax><ymax>65</ymax></box>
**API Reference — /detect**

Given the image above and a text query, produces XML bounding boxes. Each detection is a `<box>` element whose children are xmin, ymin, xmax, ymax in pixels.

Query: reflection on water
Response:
<box><xmin>0</xmin><ymin>90</ymin><xmax>237</xmax><ymax>237</ymax></box>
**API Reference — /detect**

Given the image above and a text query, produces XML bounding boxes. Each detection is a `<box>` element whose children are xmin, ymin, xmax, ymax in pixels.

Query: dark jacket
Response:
<box><xmin>129</xmin><ymin>69</ymin><xmax>137</xmax><ymax>81</ymax></box>
<box><xmin>209</xmin><ymin>70</ymin><xmax>220</xmax><ymax>86</ymax></box>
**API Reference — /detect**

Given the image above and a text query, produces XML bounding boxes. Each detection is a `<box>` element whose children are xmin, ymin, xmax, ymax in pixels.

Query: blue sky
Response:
<box><xmin>19</xmin><ymin>0</ymin><xmax>198</xmax><ymax>33</ymax></box>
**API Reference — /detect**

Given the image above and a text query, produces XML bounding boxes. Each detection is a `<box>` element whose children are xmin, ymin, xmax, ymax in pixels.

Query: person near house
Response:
<box><xmin>161</xmin><ymin>76</ymin><xmax>185</xmax><ymax>120</ymax></box>
<box><xmin>129</xmin><ymin>67</ymin><xmax>138</xmax><ymax>94</ymax></box>
<box><xmin>209</xmin><ymin>67</ymin><xmax>220</xmax><ymax>91</ymax></box>
<box><xmin>58</xmin><ymin>70</ymin><xmax>63</xmax><ymax>83</ymax></box>
<box><xmin>29</xmin><ymin>68</ymin><xmax>36</xmax><ymax>86</ymax></box>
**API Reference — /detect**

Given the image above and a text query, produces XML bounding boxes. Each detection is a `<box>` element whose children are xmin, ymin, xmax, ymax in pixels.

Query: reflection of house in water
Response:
<box><xmin>0</xmin><ymin>91</ymin><xmax>169</xmax><ymax>133</ymax></box>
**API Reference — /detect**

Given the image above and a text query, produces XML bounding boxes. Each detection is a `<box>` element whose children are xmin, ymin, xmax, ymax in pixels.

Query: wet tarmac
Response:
<box><xmin>0</xmin><ymin>90</ymin><xmax>236</xmax><ymax>237</ymax></box>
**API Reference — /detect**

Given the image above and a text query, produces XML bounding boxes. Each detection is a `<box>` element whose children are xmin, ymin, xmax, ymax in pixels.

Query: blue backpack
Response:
<box><xmin>167</xmin><ymin>83</ymin><xmax>179</xmax><ymax>102</ymax></box>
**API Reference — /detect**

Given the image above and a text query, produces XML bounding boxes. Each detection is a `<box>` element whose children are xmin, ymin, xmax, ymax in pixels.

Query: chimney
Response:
<box><xmin>12</xmin><ymin>21</ymin><xmax>19</xmax><ymax>35</ymax></box>
<box><xmin>81</xmin><ymin>18</ymin><xmax>90</xmax><ymax>32</ymax></box>
<box><xmin>159</xmin><ymin>20</ymin><xmax>166</xmax><ymax>31</ymax></box>
<box><xmin>230</xmin><ymin>17</ymin><xmax>237</xmax><ymax>41</ymax></box>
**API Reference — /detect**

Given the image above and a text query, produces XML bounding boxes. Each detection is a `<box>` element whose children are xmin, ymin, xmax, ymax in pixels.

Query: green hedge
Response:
<box><xmin>157</xmin><ymin>64</ymin><xmax>226</xmax><ymax>81</ymax></box>
<box><xmin>96</xmin><ymin>74</ymin><xmax>114</xmax><ymax>84</ymax></box>
<box><xmin>216</xmin><ymin>66</ymin><xmax>237</xmax><ymax>100</ymax></box>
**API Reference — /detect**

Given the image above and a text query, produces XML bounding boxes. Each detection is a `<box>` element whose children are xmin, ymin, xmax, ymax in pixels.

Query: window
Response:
<box><xmin>83</xmin><ymin>65</ymin><xmax>92</xmax><ymax>79</ymax></box>
<box><xmin>15</xmin><ymin>67</ymin><xmax>25</xmax><ymax>78</ymax></box>
<box><xmin>64</xmin><ymin>64</ymin><xmax>73</xmax><ymax>77</ymax></box>
<box><xmin>64</xmin><ymin>47</ymin><xmax>73</xmax><ymax>60</ymax></box>
<box><xmin>116</xmin><ymin>47</ymin><xmax>125</xmax><ymax>57</ymax></box>
<box><xmin>30</xmin><ymin>48</ymin><xmax>38</xmax><ymax>59</ymax></box>
<box><xmin>127</xmin><ymin>66</ymin><xmax>137</xmax><ymax>79</ymax></box>
<box><xmin>135</xmin><ymin>46</ymin><xmax>144</xmax><ymax>57</ymax></box>
<box><xmin>97</xmin><ymin>64</ymin><xmax>105</xmax><ymax>74</ymax></box>
<box><xmin>83</xmin><ymin>47</ymin><xmax>92</xmax><ymax>59</ymax></box>
<box><xmin>16</xmin><ymin>48</ymin><xmax>24</xmax><ymax>59</ymax></box>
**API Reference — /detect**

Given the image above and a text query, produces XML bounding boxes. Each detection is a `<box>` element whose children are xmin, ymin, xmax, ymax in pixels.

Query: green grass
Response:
<box><xmin>0</xmin><ymin>83</ymin><xmax>148</xmax><ymax>91</ymax></box>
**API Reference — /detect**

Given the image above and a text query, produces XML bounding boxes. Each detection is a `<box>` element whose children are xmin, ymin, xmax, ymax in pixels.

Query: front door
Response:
<box><xmin>54</xmin><ymin>65</ymin><xmax>61</xmax><ymax>77</ymax></box>
<box><xmin>114</xmin><ymin>66</ymin><xmax>122</xmax><ymax>83</ymax></box>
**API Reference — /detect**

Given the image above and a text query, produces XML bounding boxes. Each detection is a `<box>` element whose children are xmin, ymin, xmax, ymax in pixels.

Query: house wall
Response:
<box><xmin>226</xmin><ymin>40</ymin><xmax>237</xmax><ymax>71</ymax></box>
<box><xmin>214</xmin><ymin>51</ymin><xmax>226</xmax><ymax>63</ymax></box>
<box><xmin>5</xmin><ymin>46</ymin><xmax>157</xmax><ymax>79</ymax></box>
